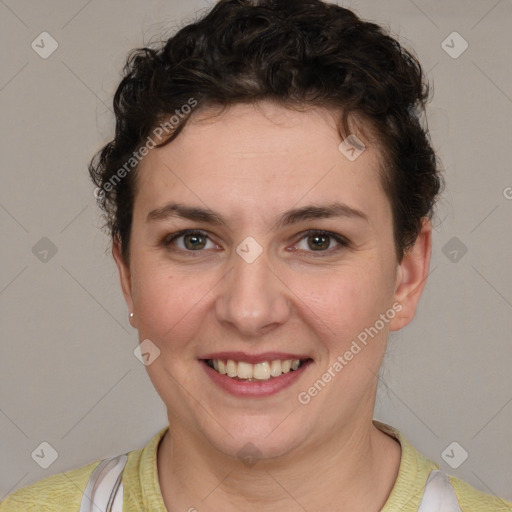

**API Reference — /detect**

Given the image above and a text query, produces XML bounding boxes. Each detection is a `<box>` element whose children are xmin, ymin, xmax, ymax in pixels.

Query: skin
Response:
<box><xmin>113</xmin><ymin>101</ymin><xmax>432</xmax><ymax>511</ymax></box>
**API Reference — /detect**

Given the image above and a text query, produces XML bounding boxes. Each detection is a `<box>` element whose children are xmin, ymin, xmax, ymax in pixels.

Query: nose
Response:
<box><xmin>215</xmin><ymin>246</ymin><xmax>292</xmax><ymax>338</ymax></box>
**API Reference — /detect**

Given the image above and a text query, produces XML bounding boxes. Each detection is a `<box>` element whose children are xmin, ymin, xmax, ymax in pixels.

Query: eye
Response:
<box><xmin>161</xmin><ymin>229</ymin><xmax>350</xmax><ymax>256</ymax></box>
<box><xmin>292</xmin><ymin>230</ymin><xmax>350</xmax><ymax>255</ymax></box>
<box><xmin>162</xmin><ymin>230</ymin><xmax>217</xmax><ymax>252</ymax></box>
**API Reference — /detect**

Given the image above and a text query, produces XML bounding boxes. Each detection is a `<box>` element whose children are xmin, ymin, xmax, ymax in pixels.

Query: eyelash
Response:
<box><xmin>161</xmin><ymin>229</ymin><xmax>350</xmax><ymax>257</ymax></box>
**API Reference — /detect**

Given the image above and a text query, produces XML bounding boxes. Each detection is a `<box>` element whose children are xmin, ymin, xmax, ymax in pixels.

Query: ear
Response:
<box><xmin>389</xmin><ymin>218</ymin><xmax>432</xmax><ymax>332</ymax></box>
<box><xmin>112</xmin><ymin>237</ymin><xmax>135</xmax><ymax>326</ymax></box>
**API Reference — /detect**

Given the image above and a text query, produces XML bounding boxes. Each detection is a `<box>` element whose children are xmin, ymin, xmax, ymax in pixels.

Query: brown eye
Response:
<box><xmin>163</xmin><ymin>230</ymin><xmax>214</xmax><ymax>252</ymax></box>
<box><xmin>182</xmin><ymin>233</ymin><xmax>207</xmax><ymax>250</ymax></box>
<box><xmin>307</xmin><ymin>233</ymin><xmax>331</xmax><ymax>251</ymax></box>
<box><xmin>293</xmin><ymin>230</ymin><xmax>349</xmax><ymax>255</ymax></box>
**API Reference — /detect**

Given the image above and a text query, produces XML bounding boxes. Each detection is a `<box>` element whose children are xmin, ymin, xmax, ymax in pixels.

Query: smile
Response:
<box><xmin>200</xmin><ymin>356</ymin><xmax>313</xmax><ymax>398</ymax></box>
<box><xmin>205</xmin><ymin>358</ymin><xmax>309</xmax><ymax>381</ymax></box>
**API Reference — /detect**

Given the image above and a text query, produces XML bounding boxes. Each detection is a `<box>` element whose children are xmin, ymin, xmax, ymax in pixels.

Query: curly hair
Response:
<box><xmin>89</xmin><ymin>0</ymin><xmax>443</xmax><ymax>265</ymax></box>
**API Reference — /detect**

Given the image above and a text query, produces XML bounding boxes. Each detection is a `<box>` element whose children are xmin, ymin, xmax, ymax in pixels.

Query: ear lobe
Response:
<box><xmin>389</xmin><ymin>218</ymin><xmax>432</xmax><ymax>332</ymax></box>
<box><xmin>112</xmin><ymin>238</ymin><xmax>134</xmax><ymax>318</ymax></box>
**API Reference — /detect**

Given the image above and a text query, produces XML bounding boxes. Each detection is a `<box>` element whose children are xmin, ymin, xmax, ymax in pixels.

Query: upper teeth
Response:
<box><xmin>211</xmin><ymin>359</ymin><xmax>301</xmax><ymax>380</ymax></box>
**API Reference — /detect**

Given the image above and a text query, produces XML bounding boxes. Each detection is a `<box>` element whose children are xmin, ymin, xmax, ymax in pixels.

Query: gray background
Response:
<box><xmin>1</xmin><ymin>0</ymin><xmax>511</xmax><ymax>503</ymax></box>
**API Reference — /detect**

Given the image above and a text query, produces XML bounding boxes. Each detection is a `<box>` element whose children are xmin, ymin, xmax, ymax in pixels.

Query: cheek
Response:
<box><xmin>131</xmin><ymin>264</ymin><xmax>207</xmax><ymax>345</ymax></box>
<box><xmin>294</xmin><ymin>263</ymin><xmax>393</xmax><ymax>338</ymax></box>
<box><xmin>129</xmin><ymin>238</ymin><xmax>396</xmax><ymax>353</ymax></box>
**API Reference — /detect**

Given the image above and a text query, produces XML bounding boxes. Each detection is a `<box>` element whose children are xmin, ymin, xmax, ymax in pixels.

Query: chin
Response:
<box><xmin>198</xmin><ymin>411</ymin><xmax>309</xmax><ymax>462</ymax></box>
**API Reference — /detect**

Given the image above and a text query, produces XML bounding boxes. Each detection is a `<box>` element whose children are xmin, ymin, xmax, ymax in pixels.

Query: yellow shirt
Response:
<box><xmin>1</xmin><ymin>421</ymin><xmax>510</xmax><ymax>511</ymax></box>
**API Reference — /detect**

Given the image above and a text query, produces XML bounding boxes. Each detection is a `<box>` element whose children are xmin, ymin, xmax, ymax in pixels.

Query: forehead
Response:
<box><xmin>134</xmin><ymin>102</ymin><xmax>390</xmax><ymax>228</ymax></box>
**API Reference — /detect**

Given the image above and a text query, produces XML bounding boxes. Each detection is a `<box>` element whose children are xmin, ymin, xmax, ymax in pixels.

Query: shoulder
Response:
<box><xmin>0</xmin><ymin>460</ymin><xmax>101</xmax><ymax>512</ymax></box>
<box><xmin>374</xmin><ymin>421</ymin><xmax>512</xmax><ymax>511</ymax></box>
<box><xmin>0</xmin><ymin>427</ymin><xmax>168</xmax><ymax>512</ymax></box>
<box><xmin>449</xmin><ymin>474</ymin><xmax>512</xmax><ymax>511</ymax></box>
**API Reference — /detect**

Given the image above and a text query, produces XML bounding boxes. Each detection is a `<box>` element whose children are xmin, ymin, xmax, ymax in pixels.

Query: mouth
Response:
<box><xmin>203</xmin><ymin>357</ymin><xmax>312</xmax><ymax>382</ymax></box>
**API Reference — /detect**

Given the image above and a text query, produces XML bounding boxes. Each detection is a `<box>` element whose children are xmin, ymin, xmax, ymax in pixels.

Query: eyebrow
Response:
<box><xmin>146</xmin><ymin>201</ymin><xmax>369</xmax><ymax>228</ymax></box>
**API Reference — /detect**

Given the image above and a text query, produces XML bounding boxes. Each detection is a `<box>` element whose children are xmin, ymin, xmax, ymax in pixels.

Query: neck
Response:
<box><xmin>157</xmin><ymin>416</ymin><xmax>401</xmax><ymax>512</ymax></box>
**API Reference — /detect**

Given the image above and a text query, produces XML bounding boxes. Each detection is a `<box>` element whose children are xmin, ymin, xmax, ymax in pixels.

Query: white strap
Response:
<box><xmin>79</xmin><ymin>454</ymin><xmax>127</xmax><ymax>512</ymax></box>
<box><xmin>110</xmin><ymin>480</ymin><xmax>124</xmax><ymax>512</ymax></box>
<box><xmin>418</xmin><ymin>470</ymin><xmax>463</xmax><ymax>512</ymax></box>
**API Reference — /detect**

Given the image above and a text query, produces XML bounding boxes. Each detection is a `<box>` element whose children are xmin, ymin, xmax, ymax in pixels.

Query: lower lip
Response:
<box><xmin>201</xmin><ymin>360</ymin><xmax>312</xmax><ymax>397</ymax></box>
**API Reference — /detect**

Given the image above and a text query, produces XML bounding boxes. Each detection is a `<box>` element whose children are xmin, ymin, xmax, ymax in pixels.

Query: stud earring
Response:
<box><xmin>129</xmin><ymin>312</ymin><xmax>134</xmax><ymax>320</ymax></box>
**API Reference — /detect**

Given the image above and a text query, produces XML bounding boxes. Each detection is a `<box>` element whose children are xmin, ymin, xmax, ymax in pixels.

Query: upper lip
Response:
<box><xmin>200</xmin><ymin>351</ymin><xmax>312</xmax><ymax>364</ymax></box>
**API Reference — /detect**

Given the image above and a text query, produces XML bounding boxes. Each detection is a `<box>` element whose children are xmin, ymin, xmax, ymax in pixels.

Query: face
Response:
<box><xmin>115</xmin><ymin>102</ymin><xmax>431</xmax><ymax>459</ymax></box>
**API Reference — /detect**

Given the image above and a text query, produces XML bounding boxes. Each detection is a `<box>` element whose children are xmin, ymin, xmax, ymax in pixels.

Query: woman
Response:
<box><xmin>2</xmin><ymin>0</ymin><xmax>510</xmax><ymax>510</ymax></box>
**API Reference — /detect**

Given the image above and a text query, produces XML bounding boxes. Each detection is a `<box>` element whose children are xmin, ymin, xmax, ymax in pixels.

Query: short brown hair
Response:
<box><xmin>89</xmin><ymin>0</ymin><xmax>443</xmax><ymax>264</ymax></box>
